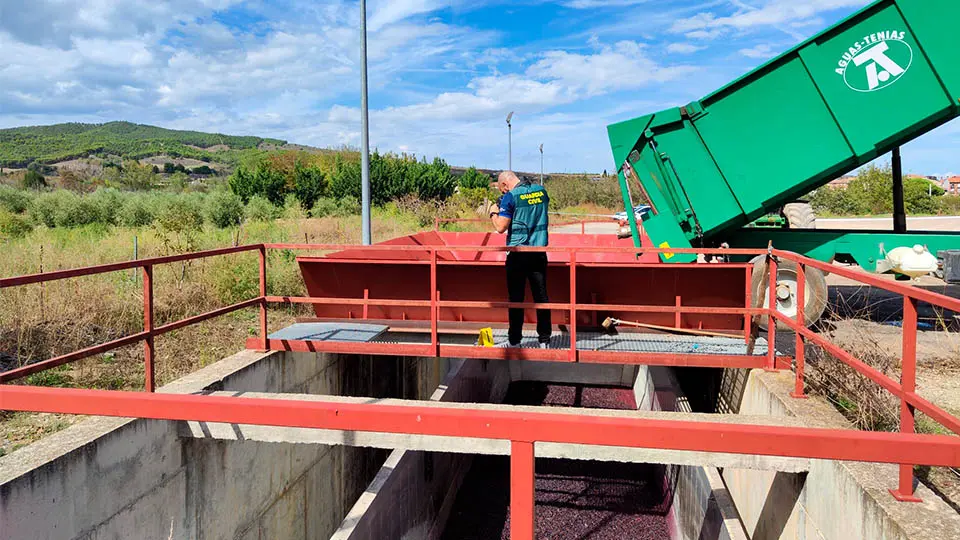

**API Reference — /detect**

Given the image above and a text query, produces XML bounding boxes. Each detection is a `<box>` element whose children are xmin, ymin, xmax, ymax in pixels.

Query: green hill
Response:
<box><xmin>0</xmin><ymin>121</ymin><xmax>287</xmax><ymax>168</ymax></box>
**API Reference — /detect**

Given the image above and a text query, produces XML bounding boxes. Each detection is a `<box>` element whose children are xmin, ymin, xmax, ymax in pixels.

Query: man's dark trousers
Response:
<box><xmin>506</xmin><ymin>252</ymin><xmax>551</xmax><ymax>345</ymax></box>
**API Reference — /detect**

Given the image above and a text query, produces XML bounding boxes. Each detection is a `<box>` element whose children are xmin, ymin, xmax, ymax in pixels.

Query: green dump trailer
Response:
<box><xmin>608</xmin><ymin>0</ymin><xmax>960</xmax><ymax>325</ymax></box>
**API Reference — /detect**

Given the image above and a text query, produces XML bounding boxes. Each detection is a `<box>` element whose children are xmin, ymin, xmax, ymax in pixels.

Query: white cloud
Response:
<box><xmin>666</xmin><ymin>42</ymin><xmax>706</xmax><ymax>54</ymax></box>
<box><xmin>738</xmin><ymin>43</ymin><xmax>778</xmax><ymax>59</ymax></box>
<box><xmin>670</xmin><ymin>0</ymin><xmax>869</xmax><ymax>38</ymax></box>
<box><xmin>527</xmin><ymin>40</ymin><xmax>695</xmax><ymax>97</ymax></box>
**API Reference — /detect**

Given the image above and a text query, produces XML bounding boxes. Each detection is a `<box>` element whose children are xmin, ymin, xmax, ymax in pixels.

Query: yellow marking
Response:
<box><xmin>658</xmin><ymin>241</ymin><xmax>675</xmax><ymax>260</ymax></box>
<box><xmin>478</xmin><ymin>328</ymin><xmax>495</xmax><ymax>347</ymax></box>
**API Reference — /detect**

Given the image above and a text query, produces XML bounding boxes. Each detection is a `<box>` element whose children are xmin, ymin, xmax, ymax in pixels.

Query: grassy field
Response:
<box><xmin>0</xmin><ymin>211</ymin><xmax>463</xmax><ymax>455</ymax></box>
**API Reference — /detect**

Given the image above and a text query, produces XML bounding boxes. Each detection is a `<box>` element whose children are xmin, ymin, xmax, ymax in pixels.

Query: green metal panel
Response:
<box><xmin>606</xmin><ymin>0</ymin><xmax>960</xmax><ymax>266</ymax></box>
<box><xmin>649</xmin><ymin>118</ymin><xmax>743</xmax><ymax>235</ymax></box>
<box><xmin>897</xmin><ymin>0</ymin><xmax>960</xmax><ymax>101</ymax></box>
<box><xmin>798</xmin><ymin>2</ymin><xmax>955</xmax><ymax>158</ymax></box>
<box><xmin>695</xmin><ymin>57</ymin><xmax>854</xmax><ymax>218</ymax></box>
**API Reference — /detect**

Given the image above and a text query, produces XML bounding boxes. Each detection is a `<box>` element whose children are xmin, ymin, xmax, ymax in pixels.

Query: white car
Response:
<box><xmin>612</xmin><ymin>205</ymin><xmax>651</xmax><ymax>222</ymax></box>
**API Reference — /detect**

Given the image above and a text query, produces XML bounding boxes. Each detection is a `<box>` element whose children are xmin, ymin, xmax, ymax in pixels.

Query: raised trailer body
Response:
<box><xmin>608</xmin><ymin>0</ymin><xmax>960</xmax><ymax>271</ymax></box>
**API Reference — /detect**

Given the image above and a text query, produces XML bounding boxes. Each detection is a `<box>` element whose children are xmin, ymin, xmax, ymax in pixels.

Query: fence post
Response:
<box><xmin>143</xmin><ymin>265</ymin><xmax>155</xmax><ymax>392</ymax></box>
<box><xmin>766</xmin><ymin>255</ymin><xmax>778</xmax><ymax>370</ymax></box>
<box><xmin>791</xmin><ymin>263</ymin><xmax>808</xmax><ymax>398</ymax></box>
<box><xmin>431</xmin><ymin>249</ymin><xmax>438</xmax><ymax>357</ymax></box>
<box><xmin>891</xmin><ymin>296</ymin><xmax>922</xmax><ymax>502</ymax></box>
<box><xmin>510</xmin><ymin>440</ymin><xmax>535</xmax><ymax>540</ymax></box>
<box><xmin>363</xmin><ymin>289</ymin><xmax>370</xmax><ymax>320</ymax></box>
<box><xmin>259</xmin><ymin>246</ymin><xmax>268</xmax><ymax>351</ymax></box>
<box><xmin>569</xmin><ymin>251</ymin><xmax>577</xmax><ymax>362</ymax></box>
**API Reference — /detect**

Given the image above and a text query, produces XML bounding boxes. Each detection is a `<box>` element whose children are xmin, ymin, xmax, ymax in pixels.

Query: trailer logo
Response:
<box><xmin>835</xmin><ymin>31</ymin><xmax>913</xmax><ymax>92</ymax></box>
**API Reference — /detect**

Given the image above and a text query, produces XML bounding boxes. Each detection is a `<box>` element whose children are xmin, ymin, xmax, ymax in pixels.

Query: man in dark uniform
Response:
<box><xmin>488</xmin><ymin>171</ymin><xmax>551</xmax><ymax>348</ymax></box>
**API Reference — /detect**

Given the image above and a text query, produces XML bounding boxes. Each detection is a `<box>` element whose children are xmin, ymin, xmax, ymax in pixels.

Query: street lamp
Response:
<box><xmin>506</xmin><ymin>112</ymin><xmax>514</xmax><ymax>171</ymax></box>
<box><xmin>360</xmin><ymin>0</ymin><xmax>372</xmax><ymax>245</ymax></box>
<box><xmin>539</xmin><ymin>143</ymin><xmax>543</xmax><ymax>183</ymax></box>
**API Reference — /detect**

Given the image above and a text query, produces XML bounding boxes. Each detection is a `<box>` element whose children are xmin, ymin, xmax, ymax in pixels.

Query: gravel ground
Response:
<box><xmin>440</xmin><ymin>382</ymin><xmax>671</xmax><ymax>540</ymax></box>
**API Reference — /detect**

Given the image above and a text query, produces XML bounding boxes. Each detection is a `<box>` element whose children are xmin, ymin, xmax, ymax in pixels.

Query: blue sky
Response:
<box><xmin>1</xmin><ymin>0</ymin><xmax>957</xmax><ymax>176</ymax></box>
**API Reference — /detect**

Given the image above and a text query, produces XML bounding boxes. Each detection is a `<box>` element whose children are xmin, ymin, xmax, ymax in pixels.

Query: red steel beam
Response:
<box><xmin>265</xmin><ymin>243</ymin><xmax>767</xmax><ymax>256</ymax></box>
<box><xmin>511</xmin><ymin>440</ymin><xmax>535</xmax><ymax>540</ymax></box>
<box><xmin>0</xmin><ymin>245</ymin><xmax>259</xmax><ymax>288</ymax></box>
<box><xmin>266</xmin><ymin>296</ymin><xmax>763</xmax><ymax>316</ymax></box>
<box><xmin>3</xmin><ymin>385</ymin><xmax>960</xmax><ymax>468</ymax></box>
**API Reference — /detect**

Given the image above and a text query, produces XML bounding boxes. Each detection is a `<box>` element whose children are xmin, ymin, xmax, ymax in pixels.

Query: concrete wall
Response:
<box><xmin>721</xmin><ymin>369</ymin><xmax>960</xmax><ymax>540</ymax></box>
<box><xmin>0</xmin><ymin>350</ymin><xmax>451</xmax><ymax>540</ymax></box>
<box><xmin>331</xmin><ymin>359</ymin><xmax>510</xmax><ymax>540</ymax></box>
<box><xmin>331</xmin><ymin>361</ymin><xmax>748</xmax><ymax>540</ymax></box>
<box><xmin>650</xmin><ymin>366</ymin><xmax>748</xmax><ymax>540</ymax></box>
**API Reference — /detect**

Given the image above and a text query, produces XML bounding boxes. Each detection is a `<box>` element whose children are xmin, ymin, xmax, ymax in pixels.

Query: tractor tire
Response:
<box><xmin>782</xmin><ymin>202</ymin><xmax>816</xmax><ymax>229</ymax></box>
<box><xmin>751</xmin><ymin>256</ymin><xmax>828</xmax><ymax>330</ymax></box>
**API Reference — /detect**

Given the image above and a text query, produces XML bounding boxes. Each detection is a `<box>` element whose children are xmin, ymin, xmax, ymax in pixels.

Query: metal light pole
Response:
<box><xmin>506</xmin><ymin>112</ymin><xmax>514</xmax><ymax>171</ymax></box>
<box><xmin>360</xmin><ymin>0</ymin><xmax>372</xmax><ymax>245</ymax></box>
<box><xmin>539</xmin><ymin>143</ymin><xmax>543</xmax><ymax>183</ymax></box>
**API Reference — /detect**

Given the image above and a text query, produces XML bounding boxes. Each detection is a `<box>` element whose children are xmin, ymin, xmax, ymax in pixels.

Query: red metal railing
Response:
<box><xmin>768</xmin><ymin>248</ymin><xmax>960</xmax><ymax>502</ymax></box>
<box><xmin>3</xmin><ymin>242</ymin><xmax>960</xmax><ymax>538</ymax></box>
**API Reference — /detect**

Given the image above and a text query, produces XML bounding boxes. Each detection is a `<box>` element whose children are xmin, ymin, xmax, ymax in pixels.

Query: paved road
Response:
<box><xmin>819</xmin><ymin>215</ymin><xmax>960</xmax><ymax>231</ymax></box>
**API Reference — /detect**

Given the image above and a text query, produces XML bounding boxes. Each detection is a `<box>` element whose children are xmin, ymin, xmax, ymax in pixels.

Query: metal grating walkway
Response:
<box><xmin>266</xmin><ymin>323</ymin><xmax>770</xmax><ymax>357</ymax></box>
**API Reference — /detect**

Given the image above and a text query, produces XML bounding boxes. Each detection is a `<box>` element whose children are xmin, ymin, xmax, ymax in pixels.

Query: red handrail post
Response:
<box><xmin>891</xmin><ymin>296</ymin><xmax>922</xmax><ymax>502</ymax></box>
<box><xmin>142</xmin><ymin>265</ymin><xmax>155</xmax><ymax>393</ymax></box>
<box><xmin>362</xmin><ymin>289</ymin><xmax>369</xmax><ymax>320</ymax></box>
<box><xmin>430</xmin><ymin>249</ymin><xmax>438</xmax><ymax>357</ymax></box>
<box><xmin>744</xmin><ymin>264</ymin><xmax>752</xmax><ymax>344</ymax></box>
<box><xmin>258</xmin><ymin>246</ymin><xmax>268</xmax><ymax>351</ymax></box>
<box><xmin>791</xmin><ymin>263</ymin><xmax>808</xmax><ymax>399</ymax></box>
<box><xmin>569</xmin><ymin>251</ymin><xmax>577</xmax><ymax>362</ymax></box>
<box><xmin>510</xmin><ymin>440</ymin><xmax>535</xmax><ymax>540</ymax></box>
<box><xmin>766</xmin><ymin>255</ymin><xmax>778</xmax><ymax>371</ymax></box>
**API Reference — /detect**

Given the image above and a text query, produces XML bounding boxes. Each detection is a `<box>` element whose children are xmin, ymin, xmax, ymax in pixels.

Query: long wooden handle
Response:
<box><xmin>612</xmin><ymin>319</ymin><xmax>741</xmax><ymax>340</ymax></box>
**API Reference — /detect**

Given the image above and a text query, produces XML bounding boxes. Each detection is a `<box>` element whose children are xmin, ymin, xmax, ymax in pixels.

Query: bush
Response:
<box><xmin>293</xmin><ymin>162</ymin><xmax>326</xmax><ymax>209</ymax></box>
<box><xmin>458</xmin><ymin>167</ymin><xmax>491</xmax><ymax>189</ymax></box>
<box><xmin>22</xmin><ymin>170</ymin><xmax>47</xmax><ymax>190</ymax></box>
<box><xmin>309</xmin><ymin>197</ymin><xmax>361</xmax><ymax>218</ymax></box>
<box><xmin>245</xmin><ymin>195</ymin><xmax>279</xmax><ymax>222</ymax></box>
<box><xmin>118</xmin><ymin>195</ymin><xmax>156</xmax><ymax>227</ymax></box>
<box><xmin>309</xmin><ymin>197</ymin><xmax>339</xmax><ymax>218</ymax></box>
<box><xmin>154</xmin><ymin>194</ymin><xmax>204</xmax><ymax>233</ymax></box>
<box><xmin>939</xmin><ymin>195</ymin><xmax>960</xmax><ymax>216</ymax></box>
<box><xmin>206</xmin><ymin>191</ymin><xmax>244</xmax><ymax>228</ymax></box>
<box><xmin>0</xmin><ymin>209</ymin><xmax>34</xmax><ymax>239</ymax></box>
<box><xmin>336</xmin><ymin>196</ymin><xmax>361</xmax><ymax>216</ymax></box>
<box><xmin>29</xmin><ymin>191</ymin><xmax>97</xmax><ymax>228</ymax></box>
<box><xmin>0</xmin><ymin>185</ymin><xmax>33</xmax><ymax>213</ymax></box>
<box><xmin>29</xmin><ymin>191</ymin><xmax>61</xmax><ymax>227</ymax></box>
<box><xmin>811</xmin><ymin>165</ymin><xmax>945</xmax><ymax>216</ymax></box>
<box><xmin>87</xmin><ymin>188</ymin><xmax>124</xmax><ymax>225</ymax></box>
<box><xmin>281</xmin><ymin>193</ymin><xmax>308</xmax><ymax>219</ymax></box>
<box><xmin>545</xmin><ymin>175</ymin><xmax>621</xmax><ymax>210</ymax></box>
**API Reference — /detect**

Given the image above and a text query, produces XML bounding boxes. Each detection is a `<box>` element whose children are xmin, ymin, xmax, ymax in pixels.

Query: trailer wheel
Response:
<box><xmin>782</xmin><ymin>203</ymin><xmax>816</xmax><ymax>229</ymax></box>
<box><xmin>751</xmin><ymin>256</ymin><xmax>828</xmax><ymax>330</ymax></box>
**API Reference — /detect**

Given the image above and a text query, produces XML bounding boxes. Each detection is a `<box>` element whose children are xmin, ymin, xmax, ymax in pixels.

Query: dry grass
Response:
<box><xmin>0</xmin><ymin>212</ymin><xmax>425</xmax><ymax>455</ymax></box>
